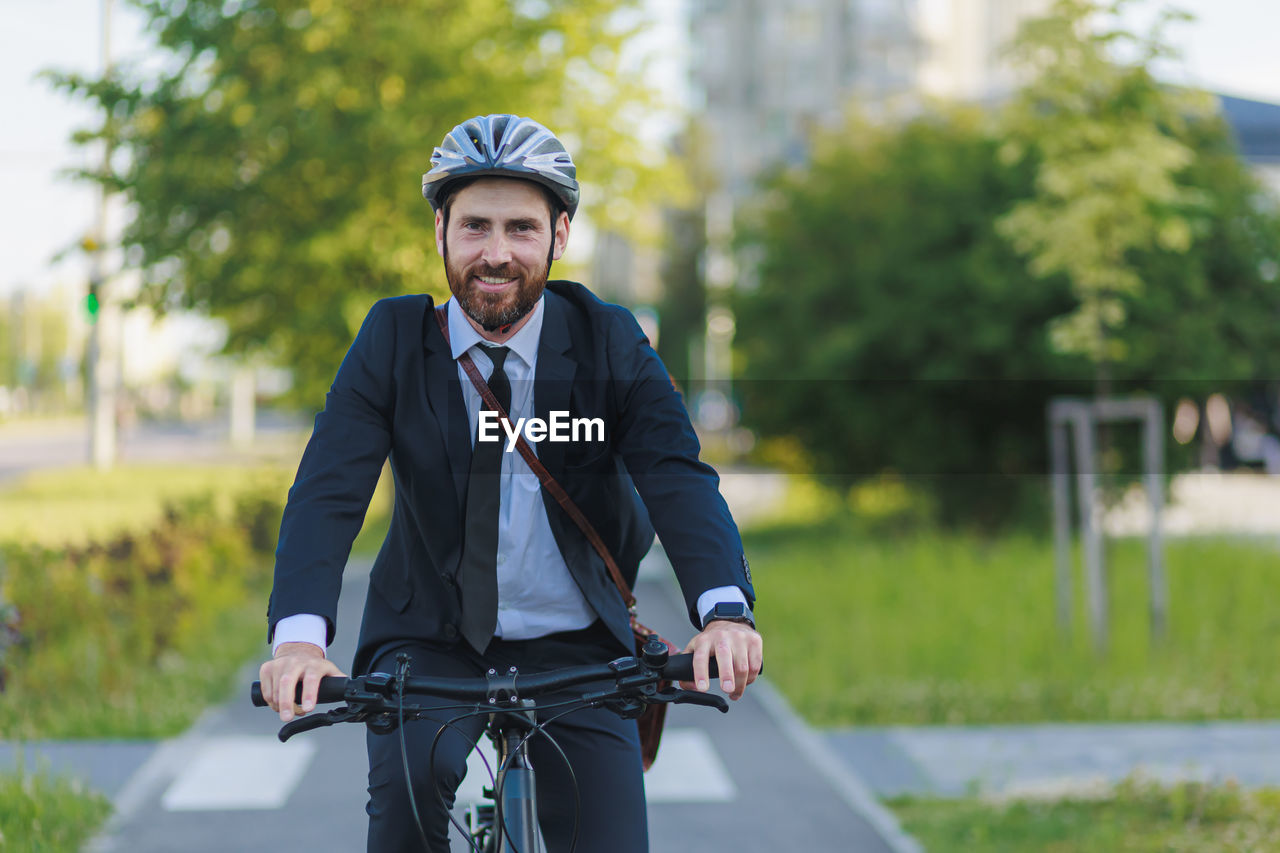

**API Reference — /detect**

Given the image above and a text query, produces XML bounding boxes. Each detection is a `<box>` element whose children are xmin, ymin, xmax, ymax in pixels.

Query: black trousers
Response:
<box><xmin>365</xmin><ymin>622</ymin><xmax>649</xmax><ymax>852</ymax></box>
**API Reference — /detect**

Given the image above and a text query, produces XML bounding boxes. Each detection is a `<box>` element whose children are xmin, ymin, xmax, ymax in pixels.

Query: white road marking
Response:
<box><xmin>453</xmin><ymin>727</ymin><xmax>736</xmax><ymax>806</ymax></box>
<box><xmin>643</xmin><ymin>729</ymin><xmax>737</xmax><ymax>803</ymax></box>
<box><xmin>160</xmin><ymin>736</ymin><xmax>316</xmax><ymax>811</ymax></box>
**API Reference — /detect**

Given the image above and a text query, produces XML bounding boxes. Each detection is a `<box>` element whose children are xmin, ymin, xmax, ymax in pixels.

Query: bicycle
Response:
<box><xmin>250</xmin><ymin>636</ymin><xmax>726</xmax><ymax>852</ymax></box>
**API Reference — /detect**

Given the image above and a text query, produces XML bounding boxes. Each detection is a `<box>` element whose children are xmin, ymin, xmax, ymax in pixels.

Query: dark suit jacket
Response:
<box><xmin>267</xmin><ymin>281</ymin><xmax>754</xmax><ymax>675</ymax></box>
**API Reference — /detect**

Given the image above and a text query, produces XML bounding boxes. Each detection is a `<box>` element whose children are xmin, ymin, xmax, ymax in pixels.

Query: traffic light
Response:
<box><xmin>86</xmin><ymin>281</ymin><xmax>101</xmax><ymax>323</ymax></box>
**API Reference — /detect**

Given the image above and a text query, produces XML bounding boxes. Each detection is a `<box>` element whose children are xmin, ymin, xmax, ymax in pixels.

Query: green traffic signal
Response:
<box><xmin>86</xmin><ymin>290</ymin><xmax>100</xmax><ymax>322</ymax></box>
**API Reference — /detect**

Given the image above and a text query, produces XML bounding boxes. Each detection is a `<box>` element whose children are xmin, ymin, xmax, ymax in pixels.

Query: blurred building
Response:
<box><xmin>915</xmin><ymin>0</ymin><xmax>1052</xmax><ymax>102</ymax></box>
<box><xmin>684</xmin><ymin>0</ymin><xmax>1055</xmax><ymax>202</ymax></box>
<box><xmin>688</xmin><ymin>0</ymin><xmax>922</xmax><ymax>201</ymax></box>
<box><xmin>1217</xmin><ymin>94</ymin><xmax>1280</xmax><ymax>194</ymax></box>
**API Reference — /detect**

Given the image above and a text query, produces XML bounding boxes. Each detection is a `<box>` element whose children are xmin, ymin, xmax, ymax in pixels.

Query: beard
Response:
<box><xmin>444</xmin><ymin>247</ymin><xmax>550</xmax><ymax>333</ymax></box>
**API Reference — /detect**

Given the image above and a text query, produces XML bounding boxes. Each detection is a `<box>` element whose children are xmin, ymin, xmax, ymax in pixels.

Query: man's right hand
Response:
<box><xmin>259</xmin><ymin>642</ymin><xmax>347</xmax><ymax>722</ymax></box>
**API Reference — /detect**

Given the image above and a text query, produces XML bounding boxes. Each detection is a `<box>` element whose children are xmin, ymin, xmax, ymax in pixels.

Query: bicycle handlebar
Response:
<box><xmin>251</xmin><ymin>652</ymin><xmax>719</xmax><ymax>709</ymax></box>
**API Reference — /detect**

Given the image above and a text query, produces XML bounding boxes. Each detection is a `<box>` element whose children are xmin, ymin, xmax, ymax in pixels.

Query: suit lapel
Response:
<box><xmin>534</xmin><ymin>291</ymin><xmax>578</xmax><ymax>477</ymax></box>
<box><xmin>423</xmin><ymin>303</ymin><xmax>472</xmax><ymax>512</ymax></box>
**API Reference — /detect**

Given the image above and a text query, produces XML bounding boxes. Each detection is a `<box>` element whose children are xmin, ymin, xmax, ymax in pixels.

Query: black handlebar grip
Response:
<box><xmin>661</xmin><ymin>653</ymin><xmax>720</xmax><ymax>684</ymax></box>
<box><xmin>250</xmin><ymin>676</ymin><xmax>349</xmax><ymax>707</ymax></box>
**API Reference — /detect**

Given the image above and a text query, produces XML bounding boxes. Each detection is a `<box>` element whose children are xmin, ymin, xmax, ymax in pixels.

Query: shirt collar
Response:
<box><xmin>446</xmin><ymin>294</ymin><xmax>544</xmax><ymax>369</ymax></box>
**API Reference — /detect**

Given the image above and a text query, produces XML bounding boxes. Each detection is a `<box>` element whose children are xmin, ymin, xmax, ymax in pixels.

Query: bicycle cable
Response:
<box><xmin>398</xmin><ymin>673</ymin><xmax>433</xmax><ymax>852</ymax></box>
<box><xmin>423</xmin><ymin>699</ymin><xmax>588</xmax><ymax>853</ymax></box>
<box><xmin>429</xmin><ymin>707</ymin><xmax>497</xmax><ymax>853</ymax></box>
<box><xmin>497</xmin><ymin>704</ymin><xmax>583</xmax><ymax>853</ymax></box>
<box><xmin>390</xmin><ymin>671</ymin><xmax>657</xmax><ymax>852</ymax></box>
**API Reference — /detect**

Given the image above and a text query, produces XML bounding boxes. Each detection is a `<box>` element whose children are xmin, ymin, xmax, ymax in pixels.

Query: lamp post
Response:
<box><xmin>699</xmin><ymin>190</ymin><xmax>737</xmax><ymax>434</ymax></box>
<box><xmin>86</xmin><ymin>0</ymin><xmax>117</xmax><ymax>470</ymax></box>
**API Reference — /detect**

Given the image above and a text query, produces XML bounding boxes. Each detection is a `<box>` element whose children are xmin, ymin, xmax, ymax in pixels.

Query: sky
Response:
<box><xmin>3</xmin><ymin>0</ymin><xmax>1279</xmax><ymax>300</ymax></box>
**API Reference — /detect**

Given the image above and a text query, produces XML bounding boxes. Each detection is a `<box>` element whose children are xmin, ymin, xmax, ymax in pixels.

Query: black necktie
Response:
<box><xmin>457</xmin><ymin>345</ymin><xmax>511</xmax><ymax>654</ymax></box>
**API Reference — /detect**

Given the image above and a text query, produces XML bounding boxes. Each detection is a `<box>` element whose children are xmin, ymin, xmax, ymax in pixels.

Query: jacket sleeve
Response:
<box><xmin>605</xmin><ymin>308</ymin><xmax>755</xmax><ymax>628</ymax></box>
<box><xmin>267</xmin><ymin>300</ymin><xmax>397</xmax><ymax>645</ymax></box>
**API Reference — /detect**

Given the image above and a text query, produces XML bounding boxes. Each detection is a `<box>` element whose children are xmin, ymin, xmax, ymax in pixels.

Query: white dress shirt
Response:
<box><xmin>272</xmin><ymin>296</ymin><xmax>746</xmax><ymax>656</ymax></box>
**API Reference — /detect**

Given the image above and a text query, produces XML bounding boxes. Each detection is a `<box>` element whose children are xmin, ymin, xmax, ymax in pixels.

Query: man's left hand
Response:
<box><xmin>681</xmin><ymin>620</ymin><xmax>763</xmax><ymax>701</ymax></box>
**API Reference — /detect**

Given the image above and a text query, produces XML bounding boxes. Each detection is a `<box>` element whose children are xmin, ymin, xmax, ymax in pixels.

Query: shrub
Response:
<box><xmin>0</xmin><ymin>486</ymin><xmax>283</xmax><ymax>738</ymax></box>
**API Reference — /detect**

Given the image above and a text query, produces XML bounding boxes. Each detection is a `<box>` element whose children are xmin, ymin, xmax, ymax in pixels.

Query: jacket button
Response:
<box><xmin>444</xmin><ymin>623</ymin><xmax>458</xmax><ymax>640</ymax></box>
<box><xmin>442</xmin><ymin>575</ymin><xmax>455</xmax><ymax>588</ymax></box>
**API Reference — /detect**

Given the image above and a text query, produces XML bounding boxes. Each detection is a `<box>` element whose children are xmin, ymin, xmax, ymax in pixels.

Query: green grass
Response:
<box><xmin>0</xmin><ymin>463</ymin><xmax>291</xmax><ymax>547</ymax></box>
<box><xmin>0</xmin><ymin>589</ymin><xmax>271</xmax><ymax>739</ymax></box>
<box><xmin>0</xmin><ymin>463</ymin><xmax>287</xmax><ymax>739</ymax></box>
<box><xmin>0</xmin><ymin>769</ymin><xmax>112</xmax><ymax>852</ymax></box>
<box><xmin>744</xmin><ymin>496</ymin><xmax>1280</xmax><ymax>725</ymax></box>
<box><xmin>890</xmin><ymin>778</ymin><xmax>1280</xmax><ymax>851</ymax></box>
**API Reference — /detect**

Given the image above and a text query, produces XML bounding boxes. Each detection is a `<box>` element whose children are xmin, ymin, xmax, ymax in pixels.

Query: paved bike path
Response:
<box><xmin>85</xmin><ymin>550</ymin><xmax>910</xmax><ymax>852</ymax></box>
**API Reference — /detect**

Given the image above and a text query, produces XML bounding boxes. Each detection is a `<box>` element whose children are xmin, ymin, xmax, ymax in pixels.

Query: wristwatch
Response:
<box><xmin>702</xmin><ymin>601</ymin><xmax>755</xmax><ymax>630</ymax></box>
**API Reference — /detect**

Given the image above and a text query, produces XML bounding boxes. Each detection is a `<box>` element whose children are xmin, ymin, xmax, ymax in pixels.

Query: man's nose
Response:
<box><xmin>481</xmin><ymin>232</ymin><xmax>513</xmax><ymax>266</ymax></box>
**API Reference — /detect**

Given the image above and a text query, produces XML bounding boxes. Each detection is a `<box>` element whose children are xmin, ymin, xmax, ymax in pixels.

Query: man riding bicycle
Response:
<box><xmin>258</xmin><ymin>114</ymin><xmax>763</xmax><ymax>851</ymax></box>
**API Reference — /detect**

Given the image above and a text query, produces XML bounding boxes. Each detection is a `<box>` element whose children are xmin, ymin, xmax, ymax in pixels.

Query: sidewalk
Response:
<box><xmin>828</xmin><ymin>721</ymin><xmax>1280</xmax><ymax>801</ymax></box>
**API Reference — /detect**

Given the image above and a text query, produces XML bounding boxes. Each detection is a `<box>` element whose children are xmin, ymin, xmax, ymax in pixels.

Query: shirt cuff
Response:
<box><xmin>696</xmin><ymin>585</ymin><xmax>749</xmax><ymax>628</ymax></box>
<box><xmin>271</xmin><ymin>614</ymin><xmax>328</xmax><ymax>658</ymax></box>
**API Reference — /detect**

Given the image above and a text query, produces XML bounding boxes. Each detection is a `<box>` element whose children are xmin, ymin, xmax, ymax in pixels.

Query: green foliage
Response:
<box><xmin>51</xmin><ymin>0</ymin><xmax>668</xmax><ymax>404</ymax></box>
<box><xmin>998</xmin><ymin>0</ymin><xmax>1211</xmax><ymax>366</ymax></box>
<box><xmin>0</xmin><ymin>769</ymin><xmax>112</xmax><ymax>853</ymax></box>
<box><xmin>0</xmin><ymin>485</ymin><xmax>282</xmax><ymax>738</ymax></box>
<box><xmin>736</xmin><ymin>109</ymin><xmax>1093</xmax><ymax>526</ymax></box>
<box><xmin>655</xmin><ymin>205</ymin><xmax>706</xmax><ymax>382</ymax></box>
<box><xmin>735</xmin><ymin>93</ymin><xmax>1280</xmax><ymax>525</ymax></box>
<box><xmin>744</xmin><ymin>502</ymin><xmax>1280</xmax><ymax>725</ymax></box>
<box><xmin>891</xmin><ymin>778</ymin><xmax>1280</xmax><ymax>851</ymax></box>
<box><xmin>1118</xmin><ymin>117</ymin><xmax>1280</xmax><ymax>385</ymax></box>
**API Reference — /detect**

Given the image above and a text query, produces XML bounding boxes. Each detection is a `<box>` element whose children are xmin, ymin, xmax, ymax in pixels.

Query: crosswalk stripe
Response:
<box><xmin>643</xmin><ymin>729</ymin><xmax>737</xmax><ymax>802</ymax></box>
<box><xmin>455</xmin><ymin>727</ymin><xmax>736</xmax><ymax>805</ymax></box>
<box><xmin>161</xmin><ymin>736</ymin><xmax>316</xmax><ymax>811</ymax></box>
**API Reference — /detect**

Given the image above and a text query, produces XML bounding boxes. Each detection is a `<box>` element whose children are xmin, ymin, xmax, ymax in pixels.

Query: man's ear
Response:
<box><xmin>551</xmin><ymin>211</ymin><xmax>570</xmax><ymax>262</ymax></box>
<box><xmin>435</xmin><ymin>209</ymin><xmax>446</xmax><ymax>258</ymax></box>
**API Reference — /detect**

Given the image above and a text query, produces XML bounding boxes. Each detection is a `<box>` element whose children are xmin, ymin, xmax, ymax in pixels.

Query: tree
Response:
<box><xmin>53</xmin><ymin>0</ymin><xmax>665</xmax><ymax>404</ymax></box>
<box><xmin>734</xmin><ymin>99</ymin><xmax>1280</xmax><ymax>527</ymax></box>
<box><xmin>997</xmin><ymin>0</ymin><xmax>1211</xmax><ymax>378</ymax></box>
<box><xmin>735</xmin><ymin>110</ymin><xmax>1090</xmax><ymax>527</ymax></box>
<box><xmin>655</xmin><ymin>203</ymin><xmax>706</xmax><ymax>383</ymax></box>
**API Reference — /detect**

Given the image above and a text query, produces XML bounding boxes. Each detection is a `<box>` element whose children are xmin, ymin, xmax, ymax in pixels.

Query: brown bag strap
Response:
<box><xmin>434</xmin><ymin>305</ymin><xmax>638</xmax><ymax>612</ymax></box>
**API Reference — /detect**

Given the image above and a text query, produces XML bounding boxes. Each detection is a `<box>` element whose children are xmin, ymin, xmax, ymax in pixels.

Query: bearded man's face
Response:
<box><xmin>437</xmin><ymin>177</ymin><xmax>568</xmax><ymax>333</ymax></box>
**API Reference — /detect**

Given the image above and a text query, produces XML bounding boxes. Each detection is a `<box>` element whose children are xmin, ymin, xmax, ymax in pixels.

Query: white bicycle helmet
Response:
<box><xmin>423</xmin><ymin>114</ymin><xmax>580</xmax><ymax>220</ymax></box>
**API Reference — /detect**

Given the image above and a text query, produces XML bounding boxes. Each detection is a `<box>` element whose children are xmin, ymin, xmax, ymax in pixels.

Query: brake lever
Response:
<box><xmin>664</xmin><ymin>688</ymin><xmax>729</xmax><ymax>713</ymax></box>
<box><xmin>277</xmin><ymin>705</ymin><xmax>375</xmax><ymax>742</ymax></box>
<box><xmin>278</xmin><ymin>710</ymin><xmax>340</xmax><ymax>742</ymax></box>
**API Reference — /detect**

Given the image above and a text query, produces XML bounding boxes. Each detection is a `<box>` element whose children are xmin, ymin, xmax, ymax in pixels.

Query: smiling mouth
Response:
<box><xmin>475</xmin><ymin>275</ymin><xmax>516</xmax><ymax>291</ymax></box>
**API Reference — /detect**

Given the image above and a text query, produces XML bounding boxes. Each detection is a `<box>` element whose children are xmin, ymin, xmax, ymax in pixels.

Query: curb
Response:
<box><xmin>750</xmin><ymin>681</ymin><xmax>923</xmax><ymax>853</ymax></box>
